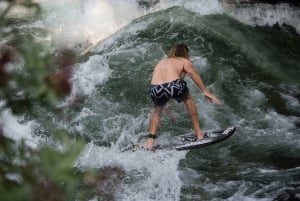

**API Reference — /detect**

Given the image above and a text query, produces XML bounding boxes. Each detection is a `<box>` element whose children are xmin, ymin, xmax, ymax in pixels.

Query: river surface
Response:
<box><xmin>1</xmin><ymin>0</ymin><xmax>300</xmax><ymax>200</ymax></box>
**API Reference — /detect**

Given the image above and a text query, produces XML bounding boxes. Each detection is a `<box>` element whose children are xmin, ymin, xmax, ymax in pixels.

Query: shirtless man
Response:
<box><xmin>143</xmin><ymin>43</ymin><xmax>220</xmax><ymax>149</ymax></box>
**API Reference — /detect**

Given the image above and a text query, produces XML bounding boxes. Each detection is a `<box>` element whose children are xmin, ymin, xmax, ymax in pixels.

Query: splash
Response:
<box><xmin>0</xmin><ymin>109</ymin><xmax>41</xmax><ymax>148</ymax></box>
<box><xmin>36</xmin><ymin>0</ymin><xmax>144</xmax><ymax>51</ymax></box>
<box><xmin>151</xmin><ymin>0</ymin><xmax>300</xmax><ymax>34</ymax></box>
<box><xmin>150</xmin><ymin>0</ymin><xmax>225</xmax><ymax>15</ymax></box>
<box><xmin>227</xmin><ymin>3</ymin><xmax>300</xmax><ymax>34</ymax></box>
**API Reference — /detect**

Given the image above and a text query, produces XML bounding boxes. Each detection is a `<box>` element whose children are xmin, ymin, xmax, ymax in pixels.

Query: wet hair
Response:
<box><xmin>168</xmin><ymin>43</ymin><xmax>189</xmax><ymax>59</ymax></box>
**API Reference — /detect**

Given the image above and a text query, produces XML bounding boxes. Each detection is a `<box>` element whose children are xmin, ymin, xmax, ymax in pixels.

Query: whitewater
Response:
<box><xmin>1</xmin><ymin>0</ymin><xmax>300</xmax><ymax>200</ymax></box>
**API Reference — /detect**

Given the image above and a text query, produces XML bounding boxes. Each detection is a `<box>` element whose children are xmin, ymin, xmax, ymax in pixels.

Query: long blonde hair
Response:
<box><xmin>168</xmin><ymin>43</ymin><xmax>189</xmax><ymax>59</ymax></box>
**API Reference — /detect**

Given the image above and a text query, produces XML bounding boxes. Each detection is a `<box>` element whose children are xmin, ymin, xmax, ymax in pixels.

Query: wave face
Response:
<box><xmin>1</xmin><ymin>0</ymin><xmax>300</xmax><ymax>200</ymax></box>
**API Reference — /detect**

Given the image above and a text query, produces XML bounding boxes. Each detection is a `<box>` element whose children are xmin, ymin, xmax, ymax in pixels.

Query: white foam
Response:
<box><xmin>237</xmin><ymin>87</ymin><xmax>297</xmax><ymax>137</ymax></box>
<box><xmin>0</xmin><ymin>109</ymin><xmax>41</xmax><ymax>148</ymax></box>
<box><xmin>242</xmin><ymin>89</ymin><xmax>268</xmax><ymax>108</ymax></box>
<box><xmin>152</xmin><ymin>1</ymin><xmax>300</xmax><ymax>34</ymax></box>
<box><xmin>76</xmin><ymin>143</ymin><xmax>187</xmax><ymax>201</ymax></box>
<box><xmin>35</xmin><ymin>0</ymin><xmax>144</xmax><ymax>50</ymax></box>
<box><xmin>263</xmin><ymin>110</ymin><xmax>295</xmax><ymax>130</ymax></box>
<box><xmin>202</xmin><ymin>179</ymin><xmax>271</xmax><ymax>201</ymax></box>
<box><xmin>72</xmin><ymin>55</ymin><xmax>112</xmax><ymax>96</ymax></box>
<box><xmin>280</xmin><ymin>93</ymin><xmax>300</xmax><ymax>111</ymax></box>
<box><xmin>0</xmin><ymin>1</ymin><xmax>8</xmax><ymax>10</ymax></box>
<box><xmin>226</xmin><ymin>3</ymin><xmax>300</xmax><ymax>34</ymax></box>
<box><xmin>149</xmin><ymin>0</ymin><xmax>224</xmax><ymax>15</ymax></box>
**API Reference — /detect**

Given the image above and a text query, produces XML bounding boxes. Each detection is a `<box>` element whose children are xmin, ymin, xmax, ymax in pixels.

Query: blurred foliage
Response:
<box><xmin>0</xmin><ymin>1</ymin><xmax>125</xmax><ymax>200</ymax></box>
<box><xmin>0</xmin><ymin>128</ymin><xmax>126</xmax><ymax>201</ymax></box>
<box><xmin>0</xmin><ymin>0</ymin><xmax>75</xmax><ymax>115</ymax></box>
<box><xmin>0</xmin><ymin>130</ymin><xmax>88</xmax><ymax>201</ymax></box>
<box><xmin>0</xmin><ymin>0</ymin><xmax>41</xmax><ymax>25</ymax></box>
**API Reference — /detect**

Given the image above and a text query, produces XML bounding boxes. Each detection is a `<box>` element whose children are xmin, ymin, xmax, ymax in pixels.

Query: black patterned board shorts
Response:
<box><xmin>149</xmin><ymin>79</ymin><xmax>189</xmax><ymax>107</ymax></box>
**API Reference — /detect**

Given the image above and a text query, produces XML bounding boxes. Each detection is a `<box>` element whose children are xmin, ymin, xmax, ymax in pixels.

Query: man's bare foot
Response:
<box><xmin>140</xmin><ymin>138</ymin><xmax>155</xmax><ymax>150</ymax></box>
<box><xmin>196</xmin><ymin>130</ymin><xmax>205</xmax><ymax>140</ymax></box>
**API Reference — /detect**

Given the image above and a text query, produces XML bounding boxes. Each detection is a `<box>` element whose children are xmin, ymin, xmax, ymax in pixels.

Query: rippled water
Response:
<box><xmin>1</xmin><ymin>0</ymin><xmax>300</xmax><ymax>200</ymax></box>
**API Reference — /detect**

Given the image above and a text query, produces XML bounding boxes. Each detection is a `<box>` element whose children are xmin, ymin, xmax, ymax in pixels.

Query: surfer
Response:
<box><xmin>143</xmin><ymin>43</ymin><xmax>220</xmax><ymax>150</ymax></box>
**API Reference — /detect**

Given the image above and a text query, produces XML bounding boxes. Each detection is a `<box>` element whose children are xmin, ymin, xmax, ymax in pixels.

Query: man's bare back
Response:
<box><xmin>151</xmin><ymin>58</ymin><xmax>187</xmax><ymax>85</ymax></box>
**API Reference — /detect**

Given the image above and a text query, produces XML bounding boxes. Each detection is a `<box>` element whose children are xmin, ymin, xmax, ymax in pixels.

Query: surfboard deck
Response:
<box><xmin>131</xmin><ymin>126</ymin><xmax>236</xmax><ymax>151</ymax></box>
<box><xmin>172</xmin><ymin>126</ymin><xmax>236</xmax><ymax>151</ymax></box>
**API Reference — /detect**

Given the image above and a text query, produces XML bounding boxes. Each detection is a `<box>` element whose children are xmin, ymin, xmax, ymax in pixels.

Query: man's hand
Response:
<box><xmin>204</xmin><ymin>91</ymin><xmax>221</xmax><ymax>105</ymax></box>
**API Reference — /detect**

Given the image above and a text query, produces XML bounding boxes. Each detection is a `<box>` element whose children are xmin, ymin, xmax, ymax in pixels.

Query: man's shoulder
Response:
<box><xmin>178</xmin><ymin>58</ymin><xmax>192</xmax><ymax>66</ymax></box>
<box><xmin>160</xmin><ymin>57</ymin><xmax>192</xmax><ymax>66</ymax></box>
<box><xmin>175</xmin><ymin>57</ymin><xmax>190</xmax><ymax>62</ymax></box>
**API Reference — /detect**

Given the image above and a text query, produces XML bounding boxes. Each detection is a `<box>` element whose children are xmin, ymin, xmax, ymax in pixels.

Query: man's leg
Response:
<box><xmin>164</xmin><ymin>102</ymin><xmax>176</xmax><ymax>121</ymax></box>
<box><xmin>183</xmin><ymin>96</ymin><xmax>204</xmax><ymax>139</ymax></box>
<box><xmin>143</xmin><ymin>106</ymin><xmax>163</xmax><ymax>149</ymax></box>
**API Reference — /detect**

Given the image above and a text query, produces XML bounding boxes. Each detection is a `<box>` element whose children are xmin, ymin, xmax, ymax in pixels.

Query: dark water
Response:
<box><xmin>1</xmin><ymin>0</ymin><xmax>300</xmax><ymax>200</ymax></box>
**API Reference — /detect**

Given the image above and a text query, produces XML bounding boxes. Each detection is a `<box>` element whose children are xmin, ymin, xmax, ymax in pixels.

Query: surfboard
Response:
<box><xmin>171</xmin><ymin>126</ymin><xmax>236</xmax><ymax>151</ymax></box>
<box><xmin>133</xmin><ymin>126</ymin><xmax>236</xmax><ymax>151</ymax></box>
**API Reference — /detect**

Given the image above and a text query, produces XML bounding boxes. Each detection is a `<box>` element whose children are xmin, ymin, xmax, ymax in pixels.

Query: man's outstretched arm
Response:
<box><xmin>183</xmin><ymin>60</ymin><xmax>221</xmax><ymax>105</ymax></box>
